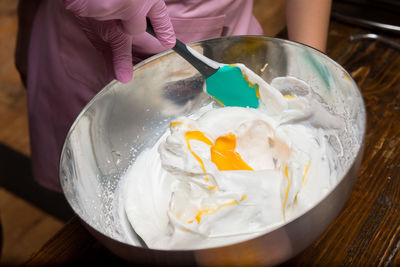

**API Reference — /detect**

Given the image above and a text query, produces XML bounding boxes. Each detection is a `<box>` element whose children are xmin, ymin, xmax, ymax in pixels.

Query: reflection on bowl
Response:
<box><xmin>60</xmin><ymin>36</ymin><xmax>366</xmax><ymax>266</ymax></box>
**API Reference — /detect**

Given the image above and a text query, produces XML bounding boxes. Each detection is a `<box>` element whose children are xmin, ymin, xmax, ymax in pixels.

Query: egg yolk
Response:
<box><xmin>211</xmin><ymin>133</ymin><xmax>253</xmax><ymax>171</ymax></box>
<box><xmin>184</xmin><ymin>131</ymin><xmax>253</xmax><ymax>172</ymax></box>
<box><xmin>184</xmin><ymin>131</ymin><xmax>213</xmax><ymax>173</ymax></box>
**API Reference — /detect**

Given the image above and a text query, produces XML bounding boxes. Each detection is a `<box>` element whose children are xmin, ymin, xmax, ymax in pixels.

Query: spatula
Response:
<box><xmin>146</xmin><ymin>20</ymin><xmax>259</xmax><ymax>108</ymax></box>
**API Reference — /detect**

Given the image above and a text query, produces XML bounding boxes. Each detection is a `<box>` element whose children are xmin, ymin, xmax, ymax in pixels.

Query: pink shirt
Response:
<box><xmin>27</xmin><ymin>0</ymin><xmax>263</xmax><ymax>192</ymax></box>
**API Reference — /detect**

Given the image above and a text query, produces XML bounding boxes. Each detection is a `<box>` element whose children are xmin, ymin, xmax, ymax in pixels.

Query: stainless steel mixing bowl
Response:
<box><xmin>60</xmin><ymin>36</ymin><xmax>366</xmax><ymax>266</ymax></box>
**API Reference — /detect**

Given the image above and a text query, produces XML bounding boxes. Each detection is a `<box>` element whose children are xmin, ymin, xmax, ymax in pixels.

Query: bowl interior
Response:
<box><xmin>60</xmin><ymin>36</ymin><xmax>365</xmax><ymax>252</ymax></box>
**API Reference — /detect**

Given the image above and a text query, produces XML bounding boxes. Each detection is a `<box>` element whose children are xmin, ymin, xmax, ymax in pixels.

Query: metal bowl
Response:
<box><xmin>60</xmin><ymin>36</ymin><xmax>366</xmax><ymax>266</ymax></box>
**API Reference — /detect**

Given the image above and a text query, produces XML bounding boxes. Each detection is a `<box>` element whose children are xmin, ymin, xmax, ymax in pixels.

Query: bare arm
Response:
<box><xmin>285</xmin><ymin>0</ymin><xmax>332</xmax><ymax>52</ymax></box>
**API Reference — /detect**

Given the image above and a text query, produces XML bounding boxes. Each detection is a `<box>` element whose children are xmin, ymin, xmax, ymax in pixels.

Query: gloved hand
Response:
<box><xmin>63</xmin><ymin>0</ymin><xmax>176</xmax><ymax>83</ymax></box>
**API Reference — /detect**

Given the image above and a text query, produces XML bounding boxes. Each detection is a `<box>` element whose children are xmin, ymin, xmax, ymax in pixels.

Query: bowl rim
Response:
<box><xmin>59</xmin><ymin>35</ymin><xmax>367</xmax><ymax>253</ymax></box>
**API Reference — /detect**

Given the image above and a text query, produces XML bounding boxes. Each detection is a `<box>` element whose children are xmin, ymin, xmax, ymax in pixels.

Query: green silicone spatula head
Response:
<box><xmin>205</xmin><ymin>65</ymin><xmax>259</xmax><ymax>108</ymax></box>
<box><xmin>146</xmin><ymin>19</ymin><xmax>260</xmax><ymax>108</ymax></box>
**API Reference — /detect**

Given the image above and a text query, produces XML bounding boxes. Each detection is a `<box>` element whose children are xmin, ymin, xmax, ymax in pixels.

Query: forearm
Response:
<box><xmin>285</xmin><ymin>0</ymin><xmax>332</xmax><ymax>52</ymax></box>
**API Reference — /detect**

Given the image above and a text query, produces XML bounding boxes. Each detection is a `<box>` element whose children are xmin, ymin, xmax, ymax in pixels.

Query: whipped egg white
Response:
<box><xmin>118</xmin><ymin>64</ymin><xmax>345</xmax><ymax>250</ymax></box>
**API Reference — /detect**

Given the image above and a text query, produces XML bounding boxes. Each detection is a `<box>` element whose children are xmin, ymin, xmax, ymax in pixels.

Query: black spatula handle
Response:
<box><xmin>146</xmin><ymin>18</ymin><xmax>218</xmax><ymax>78</ymax></box>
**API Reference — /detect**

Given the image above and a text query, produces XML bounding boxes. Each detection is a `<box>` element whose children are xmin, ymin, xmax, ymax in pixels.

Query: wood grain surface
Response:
<box><xmin>22</xmin><ymin>20</ymin><xmax>400</xmax><ymax>267</ymax></box>
<box><xmin>284</xmin><ymin>21</ymin><xmax>400</xmax><ymax>266</ymax></box>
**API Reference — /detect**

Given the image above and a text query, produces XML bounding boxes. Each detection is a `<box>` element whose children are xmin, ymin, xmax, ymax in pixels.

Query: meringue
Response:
<box><xmin>118</xmin><ymin>64</ymin><xmax>344</xmax><ymax>250</ymax></box>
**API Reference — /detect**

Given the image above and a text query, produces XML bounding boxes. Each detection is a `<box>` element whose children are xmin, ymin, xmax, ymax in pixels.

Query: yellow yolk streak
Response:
<box><xmin>215</xmin><ymin>98</ymin><xmax>225</xmax><ymax>106</ymax></box>
<box><xmin>225</xmin><ymin>64</ymin><xmax>260</xmax><ymax>99</ymax></box>
<box><xmin>283</xmin><ymin>165</ymin><xmax>291</xmax><ymax>221</ymax></box>
<box><xmin>188</xmin><ymin>195</ymin><xmax>248</xmax><ymax>224</ymax></box>
<box><xmin>302</xmin><ymin>160</ymin><xmax>311</xmax><ymax>187</ymax></box>
<box><xmin>170</xmin><ymin>121</ymin><xmax>183</xmax><ymax>128</ymax></box>
<box><xmin>260</xmin><ymin>63</ymin><xmax>268</xmax><ymax>72</ymax></box>
<box><xmin>242</xmin><ymin>72</ymin><xmax>260</xmax><ymax>99</ymax></box>
<box><xmin>184</xmin><ymin>131</ymin><xmax>213</xmax><ymax>174</ymax></box>
<box><xmin>283</xmin><ymin>94</ymin><xmax>296</xmax><ymax>99</ymax></box>
<box><xmin>171</xmin><ymin>121</ymin><xmax>197</xmax><ymax>131</ymax></box>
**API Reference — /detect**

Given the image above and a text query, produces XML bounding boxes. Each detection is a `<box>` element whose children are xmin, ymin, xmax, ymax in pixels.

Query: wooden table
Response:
<box><xmin>22</xmin><ymin>20</ymin><xmax>400</xmax><ymax>266</ymax></box>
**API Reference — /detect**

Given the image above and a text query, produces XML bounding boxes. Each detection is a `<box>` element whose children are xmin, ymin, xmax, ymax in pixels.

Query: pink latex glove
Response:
<box><xmin>63</xmin><ymin>0</ymin><xmax>176</xmax><ymax>83</ymax></box>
